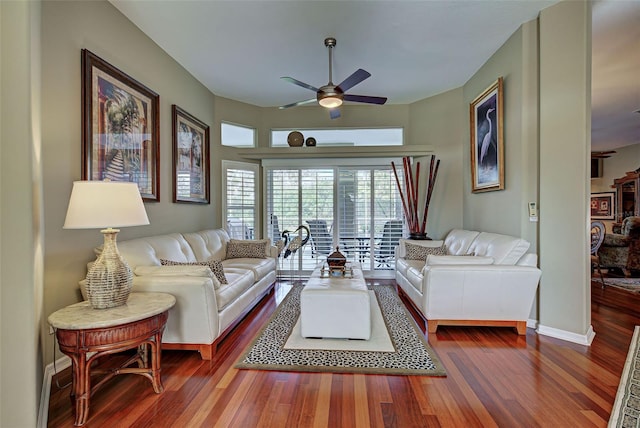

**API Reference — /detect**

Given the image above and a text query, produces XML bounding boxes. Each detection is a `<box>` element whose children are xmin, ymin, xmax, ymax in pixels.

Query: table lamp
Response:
<box><xmin>63</xmin><ymin>181</ymin><xmax>149</xmax><ymax>309</ymax></box>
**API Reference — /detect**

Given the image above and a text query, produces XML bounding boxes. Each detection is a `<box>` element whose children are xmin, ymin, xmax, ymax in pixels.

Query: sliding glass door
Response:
<box><xmin>266</xmin><ymin>162</ymin><xmax>404</xmax><ymax>277</ymax></box>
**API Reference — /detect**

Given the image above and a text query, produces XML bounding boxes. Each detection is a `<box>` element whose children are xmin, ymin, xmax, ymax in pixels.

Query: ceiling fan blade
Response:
<box><xmin>279</xmin><ymin>98</ymin><xmax>317</xmax><ymax>109</ymax></box>
<box><xmin>329</xmin><ymin>108</ymin><xmax>341</xmax><ymax>120</ymax></box>
<box><xmin>281</xmin><ymin>77</ymin><xmax>319</xmax><ymax>92</ymax></box>
<box><xmin>344</xmin><ymin>94</ymin><xmax>388</xmax><ymax>105</ymax></box>
<box><xmin>336</xmin><ymin>69</ymin><xmax>371</xmax><ymax>92</ymax></box>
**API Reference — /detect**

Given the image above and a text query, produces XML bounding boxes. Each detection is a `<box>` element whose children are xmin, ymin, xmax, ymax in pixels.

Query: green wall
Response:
<box><xmin>1</xmin><ymin>1</ymin><xmax>42</xmax><ymax>426</ymax></box>
<box><xmin>41</xmin><ymin>0</ymin><xmax>218</xmax><ymax>366</ymax></box>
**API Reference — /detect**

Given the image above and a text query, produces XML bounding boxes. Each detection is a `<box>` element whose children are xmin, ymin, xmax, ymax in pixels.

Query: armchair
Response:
<box><xmin>599</xmin><ymin>216</ymin><xmax>640</xmax><ymax>276</ymax></box>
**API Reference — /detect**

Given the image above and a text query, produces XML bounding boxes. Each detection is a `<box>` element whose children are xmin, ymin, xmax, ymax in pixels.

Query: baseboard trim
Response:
<box><xmin>527</xmin><ymin>318</ymin><xmax>538</xmax><ymax>329</ymax></box>
<box><xmin>536</xmin><ymin>324</ymin><xmax>595</xmax><ymax>346</ymax></box>
<box><xmin>37</xmin><ymin>355</ymin><xmax>71</xmax><ymax>428</ymax></box>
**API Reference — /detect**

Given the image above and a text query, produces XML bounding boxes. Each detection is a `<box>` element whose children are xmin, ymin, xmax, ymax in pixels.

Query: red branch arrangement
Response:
<box><xmin>391</xmin><ymin>156</ymin><xmax>440</xmax><ymax>236</ymax></box>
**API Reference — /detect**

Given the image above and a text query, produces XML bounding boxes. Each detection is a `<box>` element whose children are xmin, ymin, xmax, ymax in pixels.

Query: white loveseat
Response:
<box><xmin>81</xmin><ymin>228</ymin><xmax>277</xmax><ymax>359</ymax></box>
<box><xmin>395</xmin><ymin>229</ymin><xmax>541</xmax><ymax>335</ymax></box>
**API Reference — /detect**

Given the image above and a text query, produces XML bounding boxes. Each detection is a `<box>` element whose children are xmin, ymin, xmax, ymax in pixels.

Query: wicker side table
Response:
<box><xmin>48</xmin><ymin>292</ymin><xmax>176</xmax><ymax>426</ymax></box>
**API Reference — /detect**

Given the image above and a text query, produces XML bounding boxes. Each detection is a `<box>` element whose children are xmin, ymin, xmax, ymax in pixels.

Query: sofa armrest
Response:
<box><xmin>421</xmin><ymin>264</ymin><xmax>541</xmax><ymax>321</ymax></box>
<box><xmin>131</xmin><ymin>275</ymin><xmax>219</xmax><ymax>345</ymax></box>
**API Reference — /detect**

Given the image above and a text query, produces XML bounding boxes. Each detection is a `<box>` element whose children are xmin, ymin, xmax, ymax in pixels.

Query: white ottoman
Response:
<box><xmin>300</xmin><ymin>266</ymin><xmax>371</xmax><ymax>340</ymax></box>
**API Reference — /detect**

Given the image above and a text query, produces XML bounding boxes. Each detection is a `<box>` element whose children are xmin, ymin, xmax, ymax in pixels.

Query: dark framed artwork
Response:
<box><xmin>470</xmin><ymin>77</ymin><xmax>504</xmax><ymax>193</ymax></box>
<box><xmin>172</xmin><ymin>105</ymin><xmax>210</xmax><ymax>204</ymax></box>
<box><xmin>591</xmin><ymin>191</ymin><xmax>615</xmax><ymax>220</ymax></box>
<box><xmin>81</xmin><ymin>49</ymin><xmax>160</xmax><ymax>201</ymax></box>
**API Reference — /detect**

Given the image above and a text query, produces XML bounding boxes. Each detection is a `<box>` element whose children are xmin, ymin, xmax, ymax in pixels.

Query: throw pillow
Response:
<box><xmin>160</xmin><ymin>258</ymin><xmax>228</xmax><ymax>286</ymax></box>
<box><xmin>405</xmin><ymin>242</ymin><xmax>446</xmax><ymax>261</ymax></box>
<box><xmin>226</xmin><ymin>239</ymin><xmax>268</xmax><ymax>259</ymax></box>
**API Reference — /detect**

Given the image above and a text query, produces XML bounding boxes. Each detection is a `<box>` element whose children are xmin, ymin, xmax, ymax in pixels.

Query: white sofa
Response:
<box><xmin>81</xmin><ymin>228</ymin><xmax>277</xmax><ymax>359</ymax></box>
<box><xmin>395</xmin><ymin>229</ymin><xmax>541</xmax><ymax>335</ymax></box>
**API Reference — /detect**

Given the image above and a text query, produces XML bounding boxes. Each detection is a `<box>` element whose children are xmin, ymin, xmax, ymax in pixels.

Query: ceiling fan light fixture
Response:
<box><xmin>317</xmin><ymin>86</ymin><xmax>344</xmax><ymax>108</ymax></box>
<box><xmin>318</xmin><ymin>96</ymin><xmax>343</xmax><ymax>109</ymax></box>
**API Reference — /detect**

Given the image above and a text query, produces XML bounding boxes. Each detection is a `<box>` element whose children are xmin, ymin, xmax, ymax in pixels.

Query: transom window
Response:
<box><xmin>221</xmin><ymin>122</ymin><xmax>256</xmax><ymax>148</ymax></box>
<box><xmin>271</xmin><ymin>128</ymin><xmax>403</xmax><ymax>147</ymax></box>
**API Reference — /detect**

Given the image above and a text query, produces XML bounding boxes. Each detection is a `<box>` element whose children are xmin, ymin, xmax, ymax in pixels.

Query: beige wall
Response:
<box><xmin>1</xmin><ymin>1</ymin><xmax>42</xmax><ymax>425</ymax></box>
<box><xmin>41</xmin><ymin>0</ymin><xmax>217</xmax><ymax>365</ymax></box>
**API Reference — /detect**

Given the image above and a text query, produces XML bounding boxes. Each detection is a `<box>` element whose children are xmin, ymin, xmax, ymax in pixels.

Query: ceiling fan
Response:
<box><xmin>591</xmin><ymin>150</ymin><xmax>617</xmax><ymax>158</ymax></box>
<box><xmin>279</xmin><ymin>37</ymin><xmax>387</xmax><ymax>119</ymax></box>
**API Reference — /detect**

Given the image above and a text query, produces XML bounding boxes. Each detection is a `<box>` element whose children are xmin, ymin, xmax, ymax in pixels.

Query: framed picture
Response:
<box><xmin>470</xmin><ymin>77</ymin><xmax>504</xmax><ymax>193</ymax></box>
<box><xmin>591</xmin><ymin>191</ymin><xmax>615</xmax><ymax>220</ymax></box>
<box><xmin>172</xmin><ymin>105</ymin><xmax>210</xmax><ymax>204</ymax></box>
<box><xmin>81</xmin><ymin>49</ymin><xmax>160</xmax><ymax>201</ymax></box>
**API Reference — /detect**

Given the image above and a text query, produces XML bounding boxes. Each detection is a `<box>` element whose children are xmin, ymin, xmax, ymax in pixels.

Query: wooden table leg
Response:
<box><xmin>72</xmin><ymin>351</ymin><xmax>91</xmax><ymax>426</ymax></box>
<box><xmin>150</xmin><ymin>331</ymin><xmax>164</xmax><ymax>393</ymax></box>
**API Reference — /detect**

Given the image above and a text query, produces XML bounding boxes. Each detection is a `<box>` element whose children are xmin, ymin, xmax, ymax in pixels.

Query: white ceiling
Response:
<box><xmin>110</xmin><ymin>0</ymin><xmax>639</xmax><ymax>152</ymax></box>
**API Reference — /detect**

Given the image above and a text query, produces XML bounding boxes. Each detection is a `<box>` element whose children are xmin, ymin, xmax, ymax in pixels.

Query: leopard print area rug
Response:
<box><xmin>235</xmin><ymin>284</ymin><xmax>446</xmax><ymax>376</ymax></box>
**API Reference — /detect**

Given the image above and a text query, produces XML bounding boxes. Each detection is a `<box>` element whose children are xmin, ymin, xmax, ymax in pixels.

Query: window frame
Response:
<box><xmin>222</xmin><ymin>160</ymin><xmax>260</xmax><ymax>239</ymax></box>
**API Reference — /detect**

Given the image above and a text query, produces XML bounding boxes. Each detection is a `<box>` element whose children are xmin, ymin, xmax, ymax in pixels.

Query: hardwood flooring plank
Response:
<box><xmin>312</xmin><ymin>373</ymin><xmax>332</xmax><ymax>428</ymax></box>
<box><xmin>353</xmin><ymin>374</ymin><xmax>371</xmax><ymax>428</ymax></box>
<box><xmin>46</xmin><ymin>279</ymin><xmax>640</xmax><ymax>427</ymax></box>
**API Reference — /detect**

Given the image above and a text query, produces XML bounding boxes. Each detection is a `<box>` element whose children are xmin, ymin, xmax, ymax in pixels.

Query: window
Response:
<box><xmin>223</xmin><ymin>161</ymin><xmax>258</xmax><ymax>239</ymax></box>
<box><xmin>265</xmin><ymin>160</ymin><xmax>405</xmax><ymax>277</ymax></box>
<box><xmin>221</xmin><ymin>122</ymin><xmax>256</xmax><ymax>148</ymax></box>
<box><xmin>271</xmin><ymin>128</ymin><xmax>403</xmax><ymax>147</ymax></box>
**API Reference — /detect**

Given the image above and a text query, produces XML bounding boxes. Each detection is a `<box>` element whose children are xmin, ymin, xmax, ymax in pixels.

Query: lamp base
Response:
<box><xmin>86</xmin><ymin>228</ymin><xmax>132</xmax><ymax>309</ymax></box>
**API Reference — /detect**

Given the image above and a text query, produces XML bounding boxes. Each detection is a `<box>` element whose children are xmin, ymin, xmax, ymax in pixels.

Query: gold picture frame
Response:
<box><xmin>172</xmin><ymin>105</ymin><xmax>210</xmax><ymax>204</ymax></box>
<box><xmin>470</xmin><ymin>77</ymin><xmax>504</xmax><ymax>193</ymax></box>
<box><xmin>81</xmin><ymin>49</ymin><xmax>160</xmax><ymax>201</ymax></box>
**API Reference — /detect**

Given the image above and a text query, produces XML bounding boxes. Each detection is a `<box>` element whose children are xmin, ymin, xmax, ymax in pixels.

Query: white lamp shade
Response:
<box><xmin>63</xmin><ymin>181</ymin><xmax>150</xmax><ymax>229</ymax></box>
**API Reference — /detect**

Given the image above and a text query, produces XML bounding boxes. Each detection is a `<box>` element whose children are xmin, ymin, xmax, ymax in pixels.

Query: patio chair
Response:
<box><xmin>374</xmin><ymin>220</ymin><xmax>404</xmax><ymax>269</ymax></box>
<box><xmin>306</xmin><ymin>219</ymin><xmax>333</xmax><ymax>258</ymax></box>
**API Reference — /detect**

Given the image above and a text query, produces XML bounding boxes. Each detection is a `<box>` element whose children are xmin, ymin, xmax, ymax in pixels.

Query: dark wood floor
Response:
<box><xmin>47</xmin><ymin>279</ymin><xmax>640</xmax><ymax>427</ymax></box>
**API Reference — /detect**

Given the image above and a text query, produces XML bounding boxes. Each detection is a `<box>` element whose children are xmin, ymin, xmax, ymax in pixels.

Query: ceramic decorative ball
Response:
<box><xmin>305</xmin><ymin>137</ymin><xmax>317</xmax><ymax>147</ymax></box>
<box><xmin>287</xmin><ymin>131</ymin><xmax>304</xmax><ymax>147</ymax></box>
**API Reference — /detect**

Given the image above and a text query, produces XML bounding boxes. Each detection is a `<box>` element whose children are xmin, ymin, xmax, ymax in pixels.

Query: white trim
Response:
<box><xmin>37</xmin><ymin>355</ymin><xmax>72</xmax><ymax>428</ymax></box>
<box><xmin>536</xmin><ymin>324</ymin><xmax>595</xmax><ymax>346</ymax></box>
<box><xmin>527</xmin><ymin>318</ymin><xmax>538</xmax><ymax>329</ymax></box>
<box><xmin>261</xmin><ymin>157</ymin><xmax>404</xmax><ymax>168</ymax></box>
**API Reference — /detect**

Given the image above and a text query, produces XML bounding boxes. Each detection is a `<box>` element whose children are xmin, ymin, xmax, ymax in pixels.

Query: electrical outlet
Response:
<box><xmin>49</xmin><ymin>325</ymin><xmax>55</xmax><ymax>335</ymax></box>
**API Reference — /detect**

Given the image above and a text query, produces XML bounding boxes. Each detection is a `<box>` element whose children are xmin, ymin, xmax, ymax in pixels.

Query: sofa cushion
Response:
<box><xmin>424</xmin><ymin>255</ymin><xmax>494</xmax><ymax>265</ymax></box>
<box><xmin>467</xmin><ymin>232</ymin><xmax>530</xmax><ymax>265</ymax></box>
<box><xmin>406</xmin><ymin>265</ymin><xmax>425</xmax><ymax>293</ymax></box>
<box><xmin>405</xmin><ymin>242</ymin><xmax>446</xmax><ymax>260</ymax></box>
<box><xmin>134</xmin><ymin>265</ymin><xmax>214</xmax><ymax>278</ymax></box>
<box><xmin>222</xmin><ymin>257</ymin><xmax>276</xmax><ymax>282</ymax></box>
<box><xmin>183</xmin><ymin>229</ymin><xmax>230</xmax><ymax>261</ymax></box>
<box><xmin>160</xmin><ymin>258</ymin><xmax>228</xmax><ymax>286</ymax></box>
<box><xmin>115</xmin><ymin>233</ymin><xmax>197</xmax><ymax>269</ymax></box>
<box><xmin>226</xmin><ymin>239</ymin><xmax>269</xmax><ymax>259</ymax></box>
<box><xmin>215</xmin><ymin>268</ymin><xmax>256</xmax><ymax>311</ymax></box>
<box><xmin>444</xmin><ymin>230</ymin><xmax>480</xmax><ymax>255</ymax></box>
<box><xmin>397</xmin><ymin>239</ymin><xmax>445</xmax><ymax>258</ymax></box>
<box><xmin>396</xmin><ymin>257</ymin><xmax>424</xmax><ymax>279</ymax></box>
